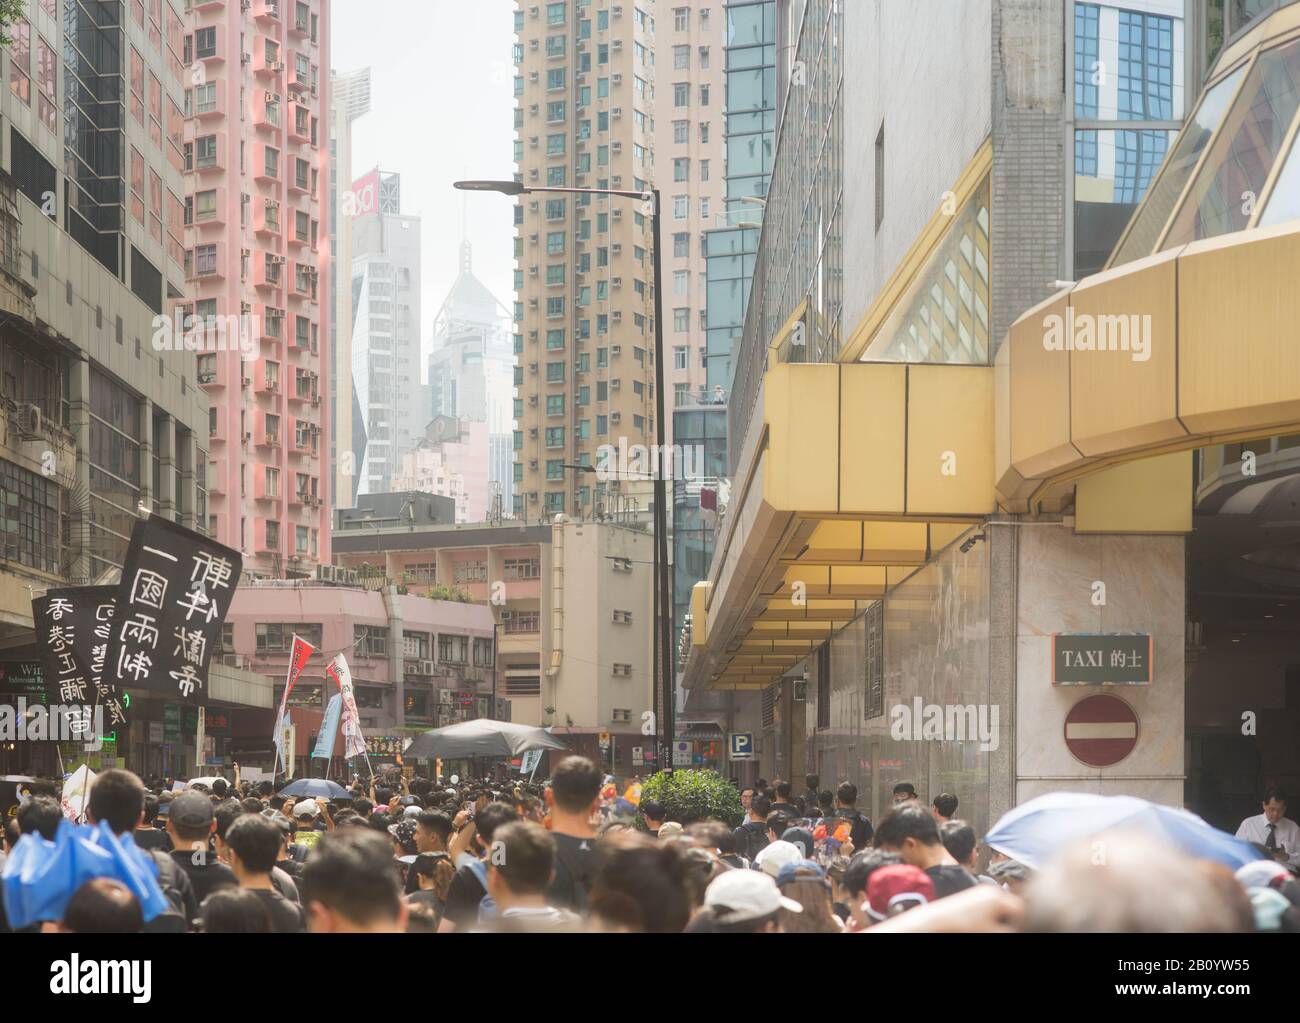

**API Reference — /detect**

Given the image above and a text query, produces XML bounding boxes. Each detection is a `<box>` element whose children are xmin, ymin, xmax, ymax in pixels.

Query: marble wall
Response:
<box><xmin>1014</xmin><ymin>526</ymin><xmax>1186</xmax><ymax>806</ymax></box>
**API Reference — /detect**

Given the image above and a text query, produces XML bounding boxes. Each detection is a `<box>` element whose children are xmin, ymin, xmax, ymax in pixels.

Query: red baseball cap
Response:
<box><xmin>866</xmin><ymin>864</ymin><xmax>935</xmax><ymax>921</ymax></box>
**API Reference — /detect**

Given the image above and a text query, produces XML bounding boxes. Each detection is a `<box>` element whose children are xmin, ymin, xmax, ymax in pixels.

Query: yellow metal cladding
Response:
<box><xmin>690</xmin><ymin>581</ymin><xmax>711</xmax><ymax>647</ymax></box>
<box><xmin>763</xmin><ymin>363</ymin><xmax>841</xmax><ymax>514</ymax></box>
<box><xmin>839</xmin><ymin>363</ymin><xmax>907</xmax><ymax>513</ymax></box>
<box><xmin>1075</xmin><ymin>451</ymin><xmax>1194</xmax><ymax>534</ymax></box>
<box><xmin>905</xmin><ymin>364</ymin><xmax>996</xmax><ymax>516</ymax></box>
<box><xmin>1069</xmin><ymin>249</ymin><xmax>1186</xmax><ymax>456</ymax></box>
<box><xmin>1178</xmin><ymin>223</ymin><xmax>1300</xmax><ymax>435</ymax></box>
<box><xmin>1006</xmin><ymin>290</ymin><xmax>1080</xmax><ymax>482</ymax></box>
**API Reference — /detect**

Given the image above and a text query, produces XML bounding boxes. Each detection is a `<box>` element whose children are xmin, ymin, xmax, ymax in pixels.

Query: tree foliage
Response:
<box><xmin>638</xmin><ymin>769</ymin><xmax>744</xmax><ymax>829</ymax></box>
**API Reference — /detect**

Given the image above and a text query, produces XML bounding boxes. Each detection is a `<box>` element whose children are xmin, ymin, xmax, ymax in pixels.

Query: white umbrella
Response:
<box><xmin>403</xmin><ymin>719</ymin><xmax>569</xmax><ymax>760</ymax></box>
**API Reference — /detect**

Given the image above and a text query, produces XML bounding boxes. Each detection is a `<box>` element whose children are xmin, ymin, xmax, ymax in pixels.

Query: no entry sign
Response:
<box><xmin>1064</xmin><ymin>694</ymin><xmax>1139</xmax><ymax>768</ymax></box>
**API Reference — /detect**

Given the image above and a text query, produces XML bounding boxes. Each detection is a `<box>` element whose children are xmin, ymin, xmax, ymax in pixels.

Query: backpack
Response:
<box><xmin>733</xmin><ymin>820</ymin><xmax>769</xmax><ymax>862</ymax></box>
<box><xmin>143</xmin><ymin>850</ymin><xmax>194</xmax><ymax>933</ymax></box>
<box><xmin>465</xmin><ymin>858</ymin><xmax>498</xmax><ymax>923</ymax></box>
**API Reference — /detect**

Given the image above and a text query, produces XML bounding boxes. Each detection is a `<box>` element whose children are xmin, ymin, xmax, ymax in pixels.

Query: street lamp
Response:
<box><xmin>457</xmin><ymin>178</ymin><xmax>674</xmax><ymax>773</ymax></box>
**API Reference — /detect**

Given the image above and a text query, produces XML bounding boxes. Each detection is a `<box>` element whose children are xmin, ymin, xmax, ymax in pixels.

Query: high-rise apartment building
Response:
<box><xmin>512</xmin><ymin>0</ymin><xmax>658</xmax><ymax>521</ymax></box>
<box><xmin>328</xmin><ymin>66</ymin><xmax>370</xmax><ymax>507</ymax></box>
<box><xmin>180</xmin><ymin>0</ymin><xmax>332</xmax><ymax>579</ymax></box>
<box><xmin>655</xmin><ymin>2</ymin><xmax>726</xmax><ymax>421</ymax></box>
<box><xmin>350</xmin><ymin>169</ymin><xmax>423</xmax><ymax>496</ymax></box>
<box><xmin>428</xmin><ymin>237</ymin><xmax>516</xmax><ymax>518</ymax></box>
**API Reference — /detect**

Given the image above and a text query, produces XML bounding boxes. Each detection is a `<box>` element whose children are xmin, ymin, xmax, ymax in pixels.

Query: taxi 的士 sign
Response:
<box><xmin>1052</xmin><ymin>633</ymin><xmax>1152</xmax><ymax>685</ymax></box>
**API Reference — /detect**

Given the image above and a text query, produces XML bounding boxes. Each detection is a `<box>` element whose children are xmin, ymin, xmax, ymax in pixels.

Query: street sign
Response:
<box><xmin>728</xmin><ymin>732</ymin><xmax>755</xmax><ymax>760</ymax></box>
<box><xmin>672</xmin><ymin>741</ymin><xmax>691</xmax><ymax>767</ymax></box>
<box><xmin>1052</xmin><ymin>634</ymin><xmax>1151</xmax><ymax>684</ymax></box>
<box><xmin>1064</xmin><ymin>694</ymin><xmax>1139</xmax><ymax>767</ymax></box>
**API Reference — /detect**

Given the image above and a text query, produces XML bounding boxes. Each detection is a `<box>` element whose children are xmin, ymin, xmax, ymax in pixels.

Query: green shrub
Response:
<box><xmin>638</xmin><ymin>769</ymin><xmax>744</xmax><ymax>829</ymax></box>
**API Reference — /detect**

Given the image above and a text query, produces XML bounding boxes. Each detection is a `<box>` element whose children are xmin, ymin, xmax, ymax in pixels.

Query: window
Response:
<box><xmin>438</xmin><ymin>633</ymin><xmax>470</xmax><ymax>664</ymax></box>
<box><xmin>673</xmin><ymin>158</ymin><xmax>690</xmax><ymax>181</ymax></box>
<box><xmin>673</xmin><ymin>120</ymin><xmax>688</xmax><ymax>144</ymax></box>
<box><xmin>673</xmin><ymin>232</ymin><xmax>689</xmax><ymax>257</ymax></box>
<box><xmin>673</xmin><ymin>308</ymin><xmax>689</xmax><ymax>332</ymax></box>
<box><xmin>503</xmin><ymin>557</ymin><xmax>541</xmax><ymax>580</ymax></box>
<box><xmin>674</xmin><ymin>7</ymin><xmax>689</xmax><ymax>31</ymax></box>
<box><xmin>194</xmin><ymin>82</ymin><xmax>216</xmax><ymax>114</ymax></box>
<box><xmin>674</xmin><ymin>82</ymin><xmax>689</xmax><ymax>107</ymax></box>
<box><xmin>673</xmin><ymin>45</ymin><xmax>690</xmax><ymax>69</ymax></box>
<box><xmin>0</xmin><ymin>458</ymin><xmax>60</xmax><ymax>573</ymax></box>
<box><xmin>473</xmin><ymin>638</ymin><xmax>495</xmax><ymax>668</ymax></box>
<box><xmin>195</xmin><ymin>26</ymin><xmax>216</xmax><ymax>59</ymax></box>
<box><xmin>674</xmin><ymin>346</ymin><xmax>688</xmax><ymax>370</ymax></box>
<box><xmin>255</xmin><ymin>622</ymin><xmax>322</xmax><ymax>653</ymax></box>
<box><xmin>505</xmin><ymin>611</ymin><xmax>541</xmax><ymax>634</ymax></box>
<box><xmin>196</xmin><ymin>135</ymin><xmax>218</xmax><ymax>168</ymax></box>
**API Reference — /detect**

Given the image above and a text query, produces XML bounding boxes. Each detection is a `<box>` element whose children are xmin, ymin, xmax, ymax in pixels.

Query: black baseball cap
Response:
<box><xmin>170</xmin><ymin>791</ymin><xmax>216</xmax><ymax>830</ymax></box>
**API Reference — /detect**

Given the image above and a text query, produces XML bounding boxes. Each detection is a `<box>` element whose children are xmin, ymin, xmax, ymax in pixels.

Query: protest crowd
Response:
<box><xmin>2</xmin><ymin>759</ymin><xmax>1298</xmax><ymax>935</ymax></box>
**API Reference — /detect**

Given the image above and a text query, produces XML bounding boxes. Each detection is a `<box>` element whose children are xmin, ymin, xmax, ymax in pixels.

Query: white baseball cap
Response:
<box><xmin>293</xmin><ymin>798</ymin><xmax>319</xmax><ymax>818</ymax></box>
<box><xmin>754</xmin><ymin>839</ymin><xmax>803</xmax><ymax>878</ymax></box>
<box><xmin>704</xmin><ymin>869</ymin><xmax>802</xmax><ymax>925</ymax></box>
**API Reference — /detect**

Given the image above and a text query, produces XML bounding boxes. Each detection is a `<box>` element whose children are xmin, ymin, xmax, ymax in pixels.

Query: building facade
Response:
<box><xmin>512</xmin><ymin>0</ymin><xmax>659</xmax><ymax>521</ymax></box>
<box><xmin>333</xmin><ymin>512</ymin><xmax>655</xmax><ymax>774</ymax></box>
<box><xmin>350</xmin><ymin>169</ymin><xmax>424</xmax><ymax>496</ymax></box>
<box><xmin>328</xmin><ymin>66</ymin><xmax>370</xmax><ymax>508</ymax></box>
<box><xmin>428</xmin><ymin>237</ymin><xmax>516</xmax><ymax>518</ymax></box>
<box><xmin>391</xmin><ymin>416</ymin><xmax>491</xmax><ymax>524</ymax></box>
<box><xmin>682</xmin><ymin>0</ymin><xmax>1274</xmax><ymax>852</ymax></box>
<box><xmin>181</xmin><ymin>0</ymin><xmax>332</xmax><ymax>579</ymax></box>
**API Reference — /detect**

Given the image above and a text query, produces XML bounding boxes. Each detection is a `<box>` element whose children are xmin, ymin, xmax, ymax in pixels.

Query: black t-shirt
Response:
<box><xmin>250</xmin><ymin>888</ymin><xmax>306</xmax><ymax>933</ymax></box>
<box><xmin>834</xmin><ymin>808</ymin><xmax>874</xmax><ymax>850</ymax></box>
<box><xmin>133</xmin><ymin>827</ymin><xmax>169</xmax><ymax>852</ymax></box>
<box><xmin>442</xmin><ymin>864</ymin><xmax>487</xmax><ymax>929</ymax></box>
<box><xmin>547</xmin><ymin>833</ymin><xmax>596</xmax><ymax>912</ymax></box>
<box><xmin>171</xmin><ymin>850</ymin><xmax>238</xmax><ymax>906</ymax></box>
<box><xmin>926</xmin><ymin>864</ymin><xmax>978</xmax><ymax>899</ymax></box>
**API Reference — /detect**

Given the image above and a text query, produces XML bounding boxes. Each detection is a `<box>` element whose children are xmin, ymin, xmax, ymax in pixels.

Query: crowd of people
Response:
<box><xmin>1</xmin><ymin>762</ymin><xmax>1297</xmax><ymax>934</ymax></box>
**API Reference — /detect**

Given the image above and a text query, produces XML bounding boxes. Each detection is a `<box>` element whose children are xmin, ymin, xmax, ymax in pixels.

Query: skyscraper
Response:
<box><xmin>181</xmin><ymin>0</ymin><xmax>332</xmax><ymax>579</ymax></box>
<box><xmin>428</xmin><ymin>236</ymin><xmax>516</xmax><ymax>519</ymax></box>
<box><xmin>328</xmin><ymin>66</ymin><xmax>370</xmax><ymax>508</ymax></box>
<box><xmin>512</xmin><ymin>0</ymin><xmax>658</xmax><ymax>520</ymax></box>
<box><xmin>350</xmin><ymin>169</ymin><xmax>423</xmax><ymax>496</ymax></box>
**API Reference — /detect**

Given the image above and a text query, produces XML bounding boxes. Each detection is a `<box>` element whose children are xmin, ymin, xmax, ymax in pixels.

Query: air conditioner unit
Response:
<box><xmin>612</xmin><ymin>208</ymin><xmax>622</xmax><ymax>220</ymax></box>
<box><xmin>420</xmin><ymin>659</ymin><xmax>436</xmax><ymax>675</ymax></box>
<box><xmin>612</xmin><ymin>344</ymin><xmax>622</xmax><ymax>355</ymax></box>
<box><xmin>528</xmin><ymin>459</ymin><xmax>538</xmax><ymax>470</ymax></box>
<box><xmin>272</xmin><ymin>61</ymin><xmax>284</xmax><ymax>71</ymax></box>
<box><xmin>612</xmin><ymin>311</ymin><xmax>622</xmax><ymax>322</ymax></box>
<box><xmin>528</xmin><ymin>395</ymin><xmax>539</xmax><ymax>406</ymax></box>
<box><xmin>529</xmin><ymin>38</ymin><xmax>538</xmax><ymax>49</ymax></box>
<box><xmin>221</xmin><ymin>653</ymin><xmax>246</xmax><ymax>669</ymax></box>
<box><xmin>529</xmin><ymin>5</ymin><xmax>539</xmax><ymax>16</ymax></box>
<box><xmin>611</xmin><ymin>107</ymin><xmax>622</xmax><ymax>118</ymax></box>
<box><xmin>528</xmin><ymin>71</ymin><xmax>539</xmax><ymax>82</ymax></box>
<box><xmin>264</xmin><ymin>91</ymin><xmax>277</xmax><ymax>102</ymax></box>
<box><xmin>15</xmin><ymin>403</ymin><xmax>42</xmax><ymax>438</ymax></box>
<box><xmin>611</xmin><ymin>141</ymin><xmax>622</xmax><ymax>153</ymax></box>
<box><xmin>529</xmin><ymin>427</ymin><xmax>539</xmax><ymax>438</ymax></box>
<box><xmin>243</xmin><ymin>432</ymin><xmax>253</xmax><ymax>444</ymax></box>
<box><xmin>610</xmin><ymin>378</ymin><xmax>621</xmax><ymax>389</ymax></box>
<box><xmin>611</xmin><ymin>39</ymin><xmax>622</xmax><ymax>50</ymax></box>
<box><xmin>611</xmin><ymin>73</ymin><xmax>622</xmax><ymax>85</ymax></box>
<box><xmin>612</xmin><ymin>5</ymin><xmax>623</xmax><ymax>16</ymax></box>
<box><xmin>529</xmin><ymin>104</ymin><xmax>539</xmax><ymax>115</ymax></box>
<box><xmin>529</xmin><ymin>361</ymin><xmax>539</xmax><ymax>372</ymax></box>
<box><xmin>528</xmin><ymin>329</ymin><xmax>539</xmax><ymax>339</ymax></box>
<box><xmin>611</xmin><ymin>276</ymin><xmax>622</xmax><ymax>288</ymax></box>
<box><xmin>610</xmin><ymin>411</ymin><xmax>622</xmax><ymax>423</ymax></box>
<box><xmin>528</xmin><ymin>265</ymin><xmax>539</xmax><ymax>276</ymax></box>
<box><xmin>265</xmin><ymin>434</ymin><xmax>280</xmax><ymax>447</ymax></box>
<box><xmin>611</xmin><ymin>243</ymin><xmax>623</xmax><ymax>255</ymax></box>
<box><xmin>529</xmin><ymin>136</ymin><xmax>539</xmax><ymax>147</ymax></box>
<box><xmin>529</xmin><ymin>233</ymin><xmax>539</xmax><ymax>244</ymax></box>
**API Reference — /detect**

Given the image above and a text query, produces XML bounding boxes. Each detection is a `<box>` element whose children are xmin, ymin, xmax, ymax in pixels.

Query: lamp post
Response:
<box><xmin>457</xmin><ymin>179</ymin><xmax>673</xmax><ymax>773</ymax></box>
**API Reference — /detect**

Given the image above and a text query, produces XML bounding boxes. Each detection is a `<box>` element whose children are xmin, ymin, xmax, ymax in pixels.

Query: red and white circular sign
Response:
<box><xmin>1064</xmin><ymin>694</ymin><xmax>1139</xmax><ymax>768</ymax></box>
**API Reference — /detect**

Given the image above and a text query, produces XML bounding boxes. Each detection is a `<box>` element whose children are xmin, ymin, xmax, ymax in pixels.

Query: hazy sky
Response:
<box><xmin>331</xmin><ymin>0</ymin><xmax>516</xmax><ymax>363</ymax></box>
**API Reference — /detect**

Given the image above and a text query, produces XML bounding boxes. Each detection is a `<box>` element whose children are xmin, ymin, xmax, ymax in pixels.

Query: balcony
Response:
<box><xmin>194</xmin><ymin>25</ymin><xmax>227</xmax><ymax>65</ymax></box>
<box><xmin>187</xmin><ymin>257</ymin><xmax>225</xmax><ymax>284</ymax></box>
<box><xmin>289</xmin><ymin>5</ymin><xmax>310</xmax><ymax>36</ymax></box>
<box><xmin>253</xmin><ymin>48</ymin><xmax>283</xmax><ymax>78</ymax></box>
<box><xmin>195</xmin><ymin>0</ymin><xmax>224</xmax><ymax>10</ymax></box>
<box><xmin>254</xmin><ymin>93</ymin><xmax>282</xmax><ymax>132</ymax></box>
<box><xmin>254</xmin><ymin>200</ymin><xmax>282</xmax><ymax>237</ymax></box>
<box><xmin>288</xmin><ymin>104</ymin><xmax>311</xmax><ymax>144</ymax></box>
<box><xmin>254</xmin><ymin>146</ymin><xmax>280</xmax><ymax>183</ymax></box>
<box><xmin>254</xmin><ymin>0</ymin><xmax>281</xmax><ymax>24</ymax></box>
<box><xmin>254</xmin><ymin>359</ymin><xmax>280</xmax><ymax>395</ymax></box>
<box><xmin>253</xmin><ymin>470</ymin><xmax>281</xmax><ymax>503</ymax></box>
<box><xmin>253</xmin><ymin>258</ymin><xmax>284</xmax><ymax>292</ymax></box>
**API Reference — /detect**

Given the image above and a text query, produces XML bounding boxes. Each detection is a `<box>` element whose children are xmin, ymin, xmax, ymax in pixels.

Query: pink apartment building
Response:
<box><xmin>224</xmin><ymin>582</ymin><xmax>498</xmax><ymax>732</ymax></box>
<box><xmin>182</xmin><ymin>0</ymin><xmax>332</xmax><ymax>579</ymax></box>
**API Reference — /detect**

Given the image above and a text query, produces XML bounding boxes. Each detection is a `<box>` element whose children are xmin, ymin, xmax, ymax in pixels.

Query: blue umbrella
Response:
<box><xmin>985</xmin><ymin>792</ymin><xmax>1267</xmax><ymax>871</ymax></box>
<box><xmin>1</xmin><ymin>819</ymin><xmax>171</xmax><ymax>928</ymax></box>
<box><xmin>277</xmin><ymin>777</ymin><xmax>351</xmax><ymax>800</ymax></box>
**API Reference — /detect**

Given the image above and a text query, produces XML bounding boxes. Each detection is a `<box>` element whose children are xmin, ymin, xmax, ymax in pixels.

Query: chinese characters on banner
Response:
<box><xmin>103</xmin><ymin>516</ymin><xmax>243</xmax><ymax>704</ymax></box>
<box><xmin>273</xmin><ymin>635</ymin><xmax>316</xmax><ymax>775</ymax></box>
<box><xmin>31</xmin><ymin>586</ymin><xmax>127</xmax><ymax>739</ymax></box>
<box><xmin>326</xmin><ymin>654</ymin><xmax>368</xmax><ymax>760</ymax></box>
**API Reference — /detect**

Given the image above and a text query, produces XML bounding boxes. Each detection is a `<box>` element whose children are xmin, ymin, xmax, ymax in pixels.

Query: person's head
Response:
<box><xmin>1263</xmin><ymin>787</ymin><xmax>1289</xmax><ymax>824</ymax></box>
<box><xmin>57</xmin><ymin>878</ymin><xmax>143</xmax><ymax>934</ymax></box>
<box><xmin>409</xmin><ymin>852</ymin><xmax>455</xmax><ymax>898</ymax></box>
<box><xmin>776</xmin><ymin>861</ymin><xmax>840</xmax><ymax>934</ymax></box>
<box><xmin>142</xmin><ymin>794</ymin><xmax>160</xmax><ymax>826</ymax></box>
<box><xmin>1023</xmin><ymin>832</ymin><xmax>1254</xmax><ymax>933</ymax></box>
<box><xmin>240</xmin><ymin>797</ymin><xmax>263</xmax><ymax>815</ymax></box>
<box><xmin>640</xmin><ymin>799</ymin><xmax>666</xmax><ymax>828</ymax></box>
<box><xmin>302</xmin><ymin>828</ymin><xmax>407</xmax><ymax>933</ymax></box>
<box><xmin>775</xmin><ymin>780</ymin><xmax>792</xmax><ymax>802</ymax></box>
<box><xmin>268</xmin><ymin>795</ymin><xmax>286</xmax><ymax>812</ymax></box>
<box><xmin>224</xmin><ymin>813</ymin><xmax>283</xmax><ymax>879</ymax></box>
<box><xmin>589</xmin><ymin>832</ymin><xmax>695</xmax><ymax>933</ymax></box>
<box><xmin>548</xmin><ymin>755</ymin><xmax>602</xmax><ymax>816</ymax></box>
<box><xmin>199</xmin><ymin>887</ymin><xmax>273</xmax><ymax>933</ymax></box>
<box><xmin>256</xmin><ymin>782</ymin><xmax>274</xmax><ymax>799</ymax></box>
<box><xmin>874</xmin><ymin>804</ymin><xmax>944</xmax><ymax>868</ymax></box>
<box><xmin>414</xmin><ymin>810</ymin><xmax>452</xmax><ymax>853</ymax></box>
<box><xmin>167</xmin><ymin>791</ymin><xmax>217</xmax><ymax>850</ymax></box>
<box><xmin>740</xmin><ymin>787</ymin><xmax>754</xmax><ymax>811</ymax></box>
<box><xmin>891</xmin><ymin>782</ymin><xmax>918</xmax><ymax>806</ymax></box>
<box><xmin>211</xmin><ymin>778</ymin><xmax>229</xmax><ymax>798</ymax></box>
<box><xmin>835</xmin><ymin>781</ymin><xmax>858</xmax><ymax>808</ymax></box>
<box><xmin>765</xmin><ymin>812</ymin><xmax>790</xmax><ymax>844</ymax></box>
<box><xmin>701</xmin><ymin>866</ymin><xmax>801</xmax><ymax>933</ymax></box>
<box><xmin>805</xmin><ymin>774</ymin><xmax>819</xmax><ymax>791</ymax></box>
<box><xmin>16</xmin><ymin>795</ymin><xmax>63</xmax><ymax>841</ymax></box>
<box><xmin>3</xmin><ymin>817</ymin><xmax>19</xmax><ymax>851</ymax></box>
<box><xmin>842</xmin><ymin>848</ymin><xmax>904</xmax><ymax>925</ymax></box>
<box><xmin>86</xmin><ymin>769</ymin><xmax>145</xmax><ymax>835</ymax></box>
<box><xmin>749</xmin><ymin>793</ymin><xmax>771</xmax><ymax>821</ymax></box>
<box><xmin>866</xmin><ymin>864</ymin><xmax>936</xmax><ymax>922</ymax></box>
<box><xmin>939</xmin><ymin>819</ymin><xmax>979</xmax><ymax>870</ymax></box>
<box><xmin>486</xmin><ymin>820</ymin><xmax>555</xmax><ymax>906</ymax></box>
<box><xmin>818</xmin><ymin>789</ymin><xmax>835</xmax><ymax>812</ymax></box>
<box><xmin>932</xmin><ymin>792</ymin><xmax>959</xmax><ymax>821</ymax></box>
<box><xmin>471</xmin><ymin>800</ymin><xmax>520</xmax><ymax>852</ymax></box>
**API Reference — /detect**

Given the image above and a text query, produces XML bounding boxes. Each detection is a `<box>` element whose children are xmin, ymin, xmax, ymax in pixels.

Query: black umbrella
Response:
<box><xmin>403</xmin><ymin>719</ymin><xmax>569</xmax><ymax>760</ymax></box>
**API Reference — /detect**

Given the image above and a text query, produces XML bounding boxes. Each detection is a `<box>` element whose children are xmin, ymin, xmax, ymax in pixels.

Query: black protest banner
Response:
<box><xmin>103</xmin><ymin>516</ymin><xmax>242</xmax><ymax>706</ymax></box>
<box><xmin>31</xmin><ymin>586</ymin><xmax>127</xmax><ymax>729</ymax></box>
